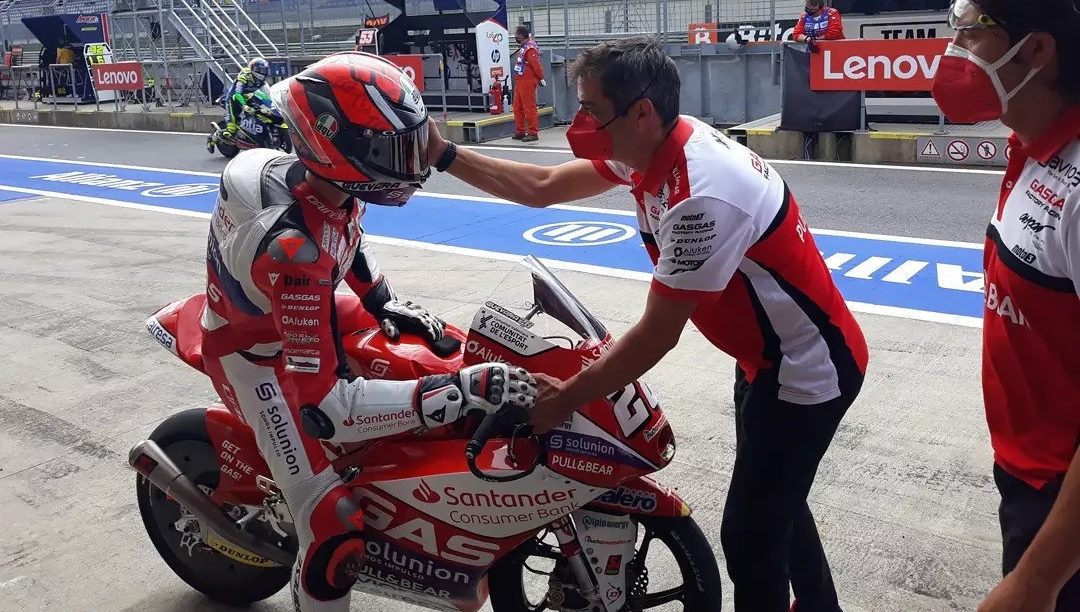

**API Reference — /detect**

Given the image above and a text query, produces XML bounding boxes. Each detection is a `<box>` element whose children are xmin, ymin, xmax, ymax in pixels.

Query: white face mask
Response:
<box><xmin>934</xmin><ymin>33</ymin><xmax>1042</xmax><ymax>120</ymax></box>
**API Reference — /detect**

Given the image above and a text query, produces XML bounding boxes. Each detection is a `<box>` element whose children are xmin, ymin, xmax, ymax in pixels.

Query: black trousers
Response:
<box><xmin>995</xmin><ymin>463</ymin><xmax>1080</xmax><ymax>610</ymax></box>
<box><xmin>722</xmin><ymin>366</ymin><xmax>861</xmax><ymax>612</ymax></box>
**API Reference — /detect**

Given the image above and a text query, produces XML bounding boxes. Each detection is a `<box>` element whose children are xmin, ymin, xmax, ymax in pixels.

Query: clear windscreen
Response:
<box><xmin>521</xmin><ymin>256</ymin><xmax>607</xmax><ymax>341</ymax></box>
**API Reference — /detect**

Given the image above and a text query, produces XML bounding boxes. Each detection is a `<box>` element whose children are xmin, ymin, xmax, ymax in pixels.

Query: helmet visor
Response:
<box><xmin>344</xmin><ymin>120</ymin><xmax>431</xmax><ymax>184</ymax></box>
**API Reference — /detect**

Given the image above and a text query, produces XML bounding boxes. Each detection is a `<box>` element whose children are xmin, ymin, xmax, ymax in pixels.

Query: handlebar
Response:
<box><xmin>465</xmin><ymin>409</ymin><xmax>539</xmax><ymax>483</ymax></box>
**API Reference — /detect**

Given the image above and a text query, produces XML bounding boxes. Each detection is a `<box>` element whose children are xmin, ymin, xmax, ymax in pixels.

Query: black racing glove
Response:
<box><xmin>362</xmin><ymin>278</ymin><xmax>445</xmax><ymax>343</ymax></box>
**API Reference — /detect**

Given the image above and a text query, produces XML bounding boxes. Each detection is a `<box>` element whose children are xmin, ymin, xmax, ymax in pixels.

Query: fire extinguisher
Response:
<box><xmin>489</xmin><ymin>80</ymin><xmax>503</xmax><ymax>115</ymax></box>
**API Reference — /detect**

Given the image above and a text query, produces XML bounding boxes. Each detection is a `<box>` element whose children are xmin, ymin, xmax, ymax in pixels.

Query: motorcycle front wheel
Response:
<box><xmin>135</xmin><ymin>408</ymin><xmax>293</xmax><ymax>605</ymax></box>
<box><xmin>216</xmin><ymin>140</ymin><xmax>240</xmax><ymax>159</ymax></box>
<box><xmin>488</xmin><ymin>514</ymin><xmax>722</xmax><ymax>611</ymax></box>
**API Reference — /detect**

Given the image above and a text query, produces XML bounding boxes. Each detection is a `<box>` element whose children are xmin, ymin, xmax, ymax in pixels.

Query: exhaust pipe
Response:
<box><xmin>129</xmin><ymin>439</ymin><xmax>295</xmax><ymax>567</ymax></box>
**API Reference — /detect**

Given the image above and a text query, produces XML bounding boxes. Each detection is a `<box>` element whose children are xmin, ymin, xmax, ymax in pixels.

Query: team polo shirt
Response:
<box><xmin>984</xmin><ymin>106</ymin><xmax>1080</xmax><ymax>488</ymax></box>
<box><xmin>593</xmin><ymin>116</ymin><xmax>868</xmax><ymax>405</ymax></box>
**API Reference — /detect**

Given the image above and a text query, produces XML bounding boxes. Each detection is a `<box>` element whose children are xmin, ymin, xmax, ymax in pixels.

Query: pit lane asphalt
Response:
<box><xmin>0</xmin><ymin>123</ymin><xmax>1000</xmax><ymax>612</ymax></box>
<box><xmin>0</xmin><ymin>123</ymin><xmax>1004</xmax><ymax>244</ymax></box>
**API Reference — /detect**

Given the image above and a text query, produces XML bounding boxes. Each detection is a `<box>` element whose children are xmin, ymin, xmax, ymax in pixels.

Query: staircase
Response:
<box><xmin>108</xmin><ymin>0</ymin><xmax>278</xmax><ymax>85</ymax></box>
<box><xmin>166</xmin><ymin>0</ymin><xmax>279</xmax><ymax>83</ymax></box>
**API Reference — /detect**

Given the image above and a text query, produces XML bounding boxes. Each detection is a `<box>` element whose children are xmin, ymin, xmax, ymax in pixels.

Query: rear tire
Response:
<box><xmin>488</xmin><ymin>514</ymin><xmax>722</xmax><ymax>611</ymax></box>
<box><xmin>135</xmin><ymin>408</ymin><xmax>292</xmax><ymax>605</ymax></box>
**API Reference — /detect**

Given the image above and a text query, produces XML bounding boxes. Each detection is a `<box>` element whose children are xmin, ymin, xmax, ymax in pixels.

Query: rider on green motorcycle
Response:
<box><xmin>207</xmin><ymin>57</ymin><xmax>271</xmax><ymax>153</ymax></box>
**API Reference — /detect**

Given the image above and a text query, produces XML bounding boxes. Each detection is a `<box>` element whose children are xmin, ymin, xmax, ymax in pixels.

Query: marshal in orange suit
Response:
<box><xmin>512</xmin><ymin>25</ymin><xmax>545</xmax><ymax>142</ymax></box>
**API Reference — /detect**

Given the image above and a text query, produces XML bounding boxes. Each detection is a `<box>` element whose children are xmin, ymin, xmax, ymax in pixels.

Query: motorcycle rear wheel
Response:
<box><xmin>488</xmin><ymin>514</ymin><xmax>722</xmax><ymax>611</ymax></box>
<box><xmin>135</xmin><ymin>408</ymin><xmax>292</xmax><ymax>605</ymax></box>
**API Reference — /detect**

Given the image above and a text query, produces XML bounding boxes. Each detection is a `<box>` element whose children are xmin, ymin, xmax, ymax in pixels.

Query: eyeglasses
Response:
<box><xmin>948</xmin><ymin>0</ymin><xmax>1002</xmax><ymax>31</ymax></box>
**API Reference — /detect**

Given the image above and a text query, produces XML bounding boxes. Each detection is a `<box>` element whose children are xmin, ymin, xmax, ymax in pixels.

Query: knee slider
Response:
<box><xmin>303</xmin><ymin>532</ymin><xmax>365</xmax><ymax>601</ymax></box>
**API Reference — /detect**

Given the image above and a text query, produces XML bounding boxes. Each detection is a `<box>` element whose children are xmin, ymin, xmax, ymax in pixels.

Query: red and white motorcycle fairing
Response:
<box><xmin>141</xmin><ymin>257</ymin><xmax>688</xmax><ymax>612</ymax></box>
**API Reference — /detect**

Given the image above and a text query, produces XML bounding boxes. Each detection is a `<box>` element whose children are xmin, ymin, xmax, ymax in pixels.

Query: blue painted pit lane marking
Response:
<box><xmin>0</xmin><ymin>154</ymin><xmax>987</xmax><ymax>327</ymax></box>
<box><xmin>0</xmin><ymin>189</ymin><xmax>32</xmax><ymax>203</ymax></box>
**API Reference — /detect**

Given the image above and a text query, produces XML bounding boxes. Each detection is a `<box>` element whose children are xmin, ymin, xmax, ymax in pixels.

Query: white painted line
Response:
<box><xmin>0</xmin><ymin>122</ymin><xmax>209</xmax><ymax>137</ymax></box>
<box><xmin>0</xmin><ymin>153</ymin><xmax>220</xmax><ymax>177</ymax></box>
<box><xmin>0</xmin><ymin>123</ymin><xmax>1007</xmax><ymax>175</ymax></box>
<box><xmin>0</xmin><ymin>185</ymin><xmax>213</xmax><ymax>218</ymax></box>
<box><xmin>0</xmin><ymin>184</ymin><xmax>984</xmax><ymax>329</ymax></box>
<box><xmin>0</xmin><ymin>154</ymin><xmax>984</xmax><ymax>247</ymax></box>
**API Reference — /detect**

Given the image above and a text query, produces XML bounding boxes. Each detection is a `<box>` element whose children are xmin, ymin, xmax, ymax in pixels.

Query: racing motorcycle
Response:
<box><xmin>206</xmin><ymin>86</ymin><xmax>292</xmax><ymax>159</ymax></box>
<box><xmin>130</xmin><ymin>256</ymin><xmax>722</xmax><ymax>611</ymax></box>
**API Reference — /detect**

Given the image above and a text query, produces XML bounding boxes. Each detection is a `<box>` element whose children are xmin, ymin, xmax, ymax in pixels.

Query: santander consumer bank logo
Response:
<box><xmin>413</xmin><ymin>479</ymin><xmax>441</xmax><ymax>503</ymax></box>
<box><xmin>810</xmin><ymin>38</ymin><xmax>949</xmax><ymax>92</ymax></box>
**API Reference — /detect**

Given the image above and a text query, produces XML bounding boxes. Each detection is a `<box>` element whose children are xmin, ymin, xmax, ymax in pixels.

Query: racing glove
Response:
<box><xmin>416</xmin><ymin>364</ymin><xmax>538</xmax><ymax>430</ymax></box>
<box><xmin>361</xmin><ymin>278</ymin><xmax>445</xmax><ymax>343</ymax></box>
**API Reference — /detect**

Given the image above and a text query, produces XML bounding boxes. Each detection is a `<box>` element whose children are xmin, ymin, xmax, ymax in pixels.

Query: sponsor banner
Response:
<box><xmin>385</xmin><ymin>54</ymin><xmax>425</xmax><ymax>92</ymax></box>
<box><xmin>859</xmin><ymin>20</ymin><xmax>950</xmax><ymax>40</ymax></box>
<box><xmin>475</xmin><ymin>18</ymin><xmax>511</xmax><ymax>91</ymax></box>
<box><xmin>375</xmin><ymin>472</ymin><xmax>584</xmax><ymax>537</ymax></box>
<box><xmin>810</xmin><ymin>38</ymin><xmax>950</xmax><ymax>91</ymax></box>
<box><xmin>596</xmin><ymin>485</ymin><xmax>659</xmax><ymax>513</ymax></box>
<box><xmin>0</xmin><ymin>156</ymin><xmax>987</xmax><ymax>325</ymax></box>
<box><xmin>356</xmin><ymin>532</ymin><xmax>481</xmax><ymax>600</ymax></box>
<box><xmin>91</xmin><ymin>61</ymin><xmax>144</xmax><ymax>91</ymax></box>
<box><xmin>546</xmin><ymin>430</ymin><xmax>652</xmax><ymax>470</ymax></box>
<box><xmin>688</xmin><ymin>22</ymin><xmax>717</xmax><ymax>45</ymax></box>
<box><xmin>365</xmin><ymin>14</ymin><xmax>390</xmax><ymax>28</ymax></box>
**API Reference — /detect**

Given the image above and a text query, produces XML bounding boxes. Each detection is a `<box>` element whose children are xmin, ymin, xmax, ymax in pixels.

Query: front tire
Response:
<box><xmin>135</xmin><ymin>408</ymin><xmax>292</xmax><ymax>605</ymax></box>
<box><xmin>217</xmin><ymin>140</ymin><xmax>240</xmax><ymax>159</ymax></box>
<box><xmin>488</xmin><ymin>514</ymin><xmax>722</xmax><ymax>611</ymax></box>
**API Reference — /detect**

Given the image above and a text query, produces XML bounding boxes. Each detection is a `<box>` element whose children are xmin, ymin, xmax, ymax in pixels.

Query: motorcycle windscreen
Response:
<box><xmin>521</xmin><ymin>256</ymin><xmax>607</xmax><ymax>341</ymax></box>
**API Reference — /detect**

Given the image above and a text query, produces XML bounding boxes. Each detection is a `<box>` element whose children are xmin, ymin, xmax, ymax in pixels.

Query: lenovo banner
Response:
<box><xmin>91</xmin><ymin>61</ymin><xmax>143</xmax><ymax>91</ymax></box>
<box><xmin>810</xmin><ymin>38</ymin><xmax>949</xmax><ymax>91</ymax></box>
<box><xmin>386</xmin><ymin>55</ymin><xmax>425</xmax><ymax>92</ymax></box>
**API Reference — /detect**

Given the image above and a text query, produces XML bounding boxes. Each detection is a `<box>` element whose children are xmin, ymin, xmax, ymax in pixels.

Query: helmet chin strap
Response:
<box><xmin>303</xmin><ymin>168</ymin><xmax>353</xmax><ymax>207</ymax></box>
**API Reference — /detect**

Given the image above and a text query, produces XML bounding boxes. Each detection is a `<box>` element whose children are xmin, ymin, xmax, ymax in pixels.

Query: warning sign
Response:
<box><xmin>916</xmin><ymin>136</ymin><xmax>1008</xmax><ymax>167</ymax></box>
<box><xmin>976</xmin><ymin>140</ymin><xmax>997</xmax><ymax>160</ymax></box>
<box><xmin>947</xmin><ymin>140</ymin><xmax>969</xmax><ymax>162</ymax></box>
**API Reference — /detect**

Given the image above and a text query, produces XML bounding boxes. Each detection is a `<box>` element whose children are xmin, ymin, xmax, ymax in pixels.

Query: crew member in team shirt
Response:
<box><xmin>425</xmin><ymin>36</ymin><xmax>868</xmax><ymax>612</ymax></box>
<box><xmin>932</xmin><ymin>1</ymin><xmax>1080</xmax><ymax>610</ymax></box>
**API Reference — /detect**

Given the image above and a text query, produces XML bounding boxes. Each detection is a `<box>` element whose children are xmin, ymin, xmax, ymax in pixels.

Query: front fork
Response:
<box><xmin>551</xmin><ymin>515</ymin><xmax>604</xmax><ymax>607</ymax></box>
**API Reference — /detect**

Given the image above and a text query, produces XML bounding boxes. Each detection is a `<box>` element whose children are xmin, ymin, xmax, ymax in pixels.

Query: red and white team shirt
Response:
<box><xmin>984</xmin><ymin>107</ymin><xmax>1080</xmax><ymax>488</ymax></box>
<box><xmin>593</xmin><ymin>116</ymin><xmax>868</xmax><ymax>405</ymax></box>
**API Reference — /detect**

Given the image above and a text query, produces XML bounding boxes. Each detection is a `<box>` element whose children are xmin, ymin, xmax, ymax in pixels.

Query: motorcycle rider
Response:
<box><xmin>201</xmin><ymin>52</ymin><xmax>538</xmax><ymax>612</ymax></box>
<box><xmin>207</xmin><ymin>57</ymin><xmax>271</xmax><ymax>153</ymax></box>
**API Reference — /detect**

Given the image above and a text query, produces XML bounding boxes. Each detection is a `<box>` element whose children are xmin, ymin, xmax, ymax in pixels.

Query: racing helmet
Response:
<box><xmin>269</xmin><ymin>52</ymin><xmax>430</xmax><ymax>206</ymax></box>
<box><xmin>248</xmin><ymin>57</ymin><xmax>270</xmax><ymax>86</ymax></box>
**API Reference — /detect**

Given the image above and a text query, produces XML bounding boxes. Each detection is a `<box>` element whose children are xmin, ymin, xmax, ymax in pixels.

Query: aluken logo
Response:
<box><xmin>412</xmin><ymin>479</ymin><xmax>441</xmax><ymax>503</ymax></box>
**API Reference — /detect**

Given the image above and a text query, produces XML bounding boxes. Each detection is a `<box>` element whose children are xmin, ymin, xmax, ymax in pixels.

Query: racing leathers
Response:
<box><xmin>201</xmin><ymin>148</ymin><xmax>535</xmax><ymax>611</ymax></box>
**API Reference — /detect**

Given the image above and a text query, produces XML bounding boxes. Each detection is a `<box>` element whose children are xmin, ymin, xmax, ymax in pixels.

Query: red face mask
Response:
<box><xmin>931</xmin><ymin>35</ymin><xmax>1041</xmax><ymax>123</ymax></box>
<box><xmin>565</xmin><ymin>109</ymin><xmax>619</xmax><ymax>160</ymax></box>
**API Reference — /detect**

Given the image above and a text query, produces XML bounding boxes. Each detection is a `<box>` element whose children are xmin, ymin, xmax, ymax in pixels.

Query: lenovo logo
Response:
<box><xmin>811</xmin><ymin>39</ymin><xmax>949</xmax><ymax>91</ymax></box>
<box><xmin>91</xmin><ymin>62</ymin><xmax>144</xmax><ymax>91</ymax></box>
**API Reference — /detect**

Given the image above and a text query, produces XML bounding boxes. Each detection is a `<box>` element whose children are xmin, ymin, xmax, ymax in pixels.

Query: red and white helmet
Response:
<box><xmin>270</xmin><ymin>52</ymin><xmax>430</xmax><ymax>206</ymax></box>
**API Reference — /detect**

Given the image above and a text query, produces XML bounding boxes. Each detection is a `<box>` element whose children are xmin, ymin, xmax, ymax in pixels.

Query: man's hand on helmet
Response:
<box><xmin>376</xmin><ymin>299</ymin><xmax>445</xmax><ymax>343</ymax></box>
<box><xmin>424</xmin><ymin>117</ymin><xmax>450</xmax><ymax>168</ymax></box>
<box><xmin>416</xmin><ymin>364</ymin><xmax>538</xmax><ymax>429</ymax></box>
